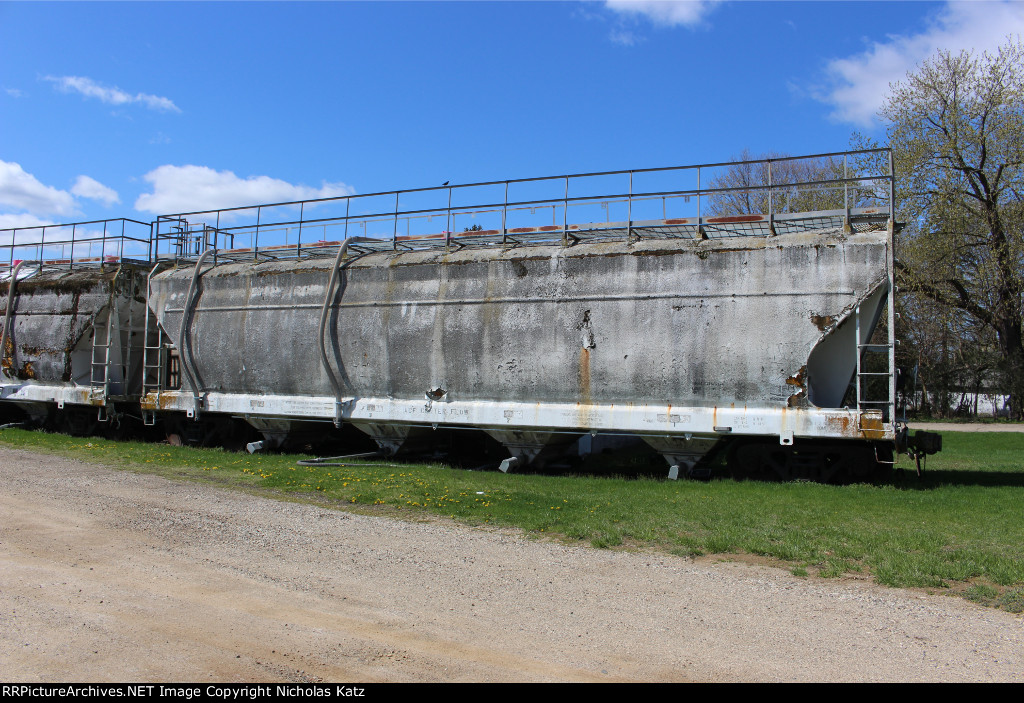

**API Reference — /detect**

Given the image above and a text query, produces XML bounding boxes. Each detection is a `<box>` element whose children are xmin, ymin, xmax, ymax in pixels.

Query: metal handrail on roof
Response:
<box><xmin>152</xmin><ymin>147</ymin><xmax>894</xmax><ymax>263</ymax></box>
<box><xmin>0</xmin><ymin>148</ymin><xmax>895</xmax><ymax>269</ymax></box>
<box><xmin>0</xmin><ymin>218</ymin><xmax>153</xmax><ymax>275</ymax></box>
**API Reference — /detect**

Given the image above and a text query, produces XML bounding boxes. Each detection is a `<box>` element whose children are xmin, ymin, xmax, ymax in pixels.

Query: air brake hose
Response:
<box><xmin>297</xmin><ymin>452</ymin><xmax>403</xmax><ymax>468</ymax></box>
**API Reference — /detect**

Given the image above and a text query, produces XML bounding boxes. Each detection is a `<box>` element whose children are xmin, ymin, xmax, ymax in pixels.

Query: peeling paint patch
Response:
<box><xmin>810</xmin><ymin>313</ymin><xmax>836</xmax><ymax>331</ymax></box>
<box><xmin>786</xmin><ymin>365</ymin><xmax>808</xmax><ymax>407</ymax></box>
<box><xmin>786</xmin><ymin>365</ymin><xmax>806</xmax><ymax>388</ymax></box>
<box><xmin>823</xmin><ymin>414</ymin><xmax>855</xmax><ymax>436</ymax></box>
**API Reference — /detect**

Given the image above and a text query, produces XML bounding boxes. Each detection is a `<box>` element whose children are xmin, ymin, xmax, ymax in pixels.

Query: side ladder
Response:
<box><xmin>141</xmin><ymin>262</ymin><xmax>167</xmax><ymax>426</ymax></box>
<box><xmin>140</xmin><ymin>316</ymin><xmax>165</xmax><ymax>426</ymax></box>
<box><xmin>89</xmin><ymin>301</ymin><xmax>115</xmax><ymax>419</ymax></box>
<box><xmin>854</xmin><ymin>302</ymin><xmax>896</xmax><ymax>430</ymax></box>
<box><xmin>89</xmin><ymin>267</ymin><xmax>139</xmax><ymax>421</ymax></box>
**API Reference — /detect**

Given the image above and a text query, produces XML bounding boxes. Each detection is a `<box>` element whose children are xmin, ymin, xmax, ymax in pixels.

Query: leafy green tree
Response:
<box><xmin>875</xmin><ymin>39</ymin><xmax>1024</xmax><ymax>419</ymax></box>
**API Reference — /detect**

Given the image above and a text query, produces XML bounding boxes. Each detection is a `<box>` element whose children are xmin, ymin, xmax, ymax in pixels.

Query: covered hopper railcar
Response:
<box><xmin>0</xmin><ymin>219</ymin><xmax>153</xmax><ymax>434</ymax></box>
<box><xmin>1</xmin><ymin>150</ymin><xmax>920</xmax><ymax>480</ymax></box>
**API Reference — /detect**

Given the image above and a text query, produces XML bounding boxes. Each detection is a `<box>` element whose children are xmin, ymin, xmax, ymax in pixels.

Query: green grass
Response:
<box><xmin>908</xmin><ymin>415</ymin><xmax>1017</xmax><ymax>425</ymax></box>
<box><xmin>2</xmin><ymin>427</ymin><xmax>1023</xmax><ymax>610</ymax></box>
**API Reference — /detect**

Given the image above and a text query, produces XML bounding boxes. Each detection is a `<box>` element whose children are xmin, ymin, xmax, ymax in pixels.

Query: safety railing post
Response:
<box><xmin>627</xmin><ymin>171</ymin><xmax>633</xmax><ymax>242</ymax></box>
<box><xmin>502</xmin><ymin>181</ymin><xmax>508</xmax><ymax>245</ymax></box>
<box><xmin>844</xmin><ymin>154</ymin><xmax>851</xmax><ymax>233</ymax></box>
<box><xmin>254</xmin><ymin>206</ymin><xmax>262</xmax><ymax>260</ymax></box>
<box><xmin>696</xmin><ymin>166</ymin><xmax>702</xmax><ymax>238</ymax></box>
<box><xmin>393</xmin><ymin>191</ymin><xmax>400</xmax><ymax>250</ymax></box>
<box><xmin>344</xmin><ymin>198</ymin><xmax>350</xmax><ymax>242</ymax></box>
<box><xmin>562</xmin><ymin>176</ymin><xmax>569</xmax><ymax>246</ymax></box>
<box><xmin>888</xmin><ymin>149</ymin><xmax>895</xmax><ymax>223</ymax></box>
<box><xmin>446</xmin><ymin>187</ymin><xmax>453</xmax><ymax>249</ymax></box>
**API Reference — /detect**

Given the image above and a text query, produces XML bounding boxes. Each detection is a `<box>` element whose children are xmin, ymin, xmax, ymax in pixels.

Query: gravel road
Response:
<box><xmin>1</xmin><ymin>446</ymin><xmax>1021</xmax><ymax>682</ymax></box>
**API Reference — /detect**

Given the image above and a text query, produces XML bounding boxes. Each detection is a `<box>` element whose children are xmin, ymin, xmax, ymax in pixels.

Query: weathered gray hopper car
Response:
<box><xmin>0</xmin><ymin>219</ymin><xmax>152</xmax><ymax>430</ymax></box>
<box><xmin>142</xmin><ymin>150</ymin><xmax>902</xmax><ymax>480</ymax></box>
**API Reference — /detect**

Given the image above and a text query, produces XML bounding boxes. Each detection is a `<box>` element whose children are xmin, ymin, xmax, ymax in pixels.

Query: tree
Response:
<box><xmin>705</xmin><ymin>148</ymin><xmax>873</xmax><ymax>217</ymax></box>
<box><xmin>877</xmin><ymin>39</ymin><xmax>1024</xmax><ymax>419</ymax></box>
<box><xmin>896</xmin><ymin>290</ymin><xmax>1003</xmax><ymax>418</ymax></box>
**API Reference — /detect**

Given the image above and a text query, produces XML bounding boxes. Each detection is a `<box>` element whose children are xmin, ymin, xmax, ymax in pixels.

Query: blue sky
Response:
<box><xmin>1</xmin><ymin>0</ymin><xmax>1022</xmax><ymax>229</ymax></box>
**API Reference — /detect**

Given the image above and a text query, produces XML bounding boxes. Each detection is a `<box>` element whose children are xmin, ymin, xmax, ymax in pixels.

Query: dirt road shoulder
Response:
<box><xmin>1</xmin><ymin>447</ymin><xmax>1021</xmax><ymax>682</ymax></box>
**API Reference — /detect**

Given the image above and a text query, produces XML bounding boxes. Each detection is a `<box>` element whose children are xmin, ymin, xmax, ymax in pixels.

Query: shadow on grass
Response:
<box><xmin>890</xmin><ymin>469</ymin><xmax>1024</xmax><ymax>489</ymax></box>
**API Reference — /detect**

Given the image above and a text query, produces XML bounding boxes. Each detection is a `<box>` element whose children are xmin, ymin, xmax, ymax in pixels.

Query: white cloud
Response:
<box><xmin>135</xmin><ymin>165</ymin><xmax>355</xmax><ymax>215</ymax></box>
<box><xmin>0</xmin><ymin>161</ymin><xmax>76</xmax><ymax>216</ymax></box>
<box><xmin>819</xmin><ymin>1</ymin><xmax>1024</xmax><ymax>127</ymax></box>
<box><xmin>610</xmin><ymin>28</ymin><xmax>644</xmax><ymax>46</ymax></box>
<box><xmin>44</xmin><ymin>75</ymin><xmax>180</xmax><ymax>113</ymax></box>
<box><xmin>0</xmin><ymin>213</ymin><xmax>55</xmax><ymax>230</ymax></box>
<box><xmin>71</xmin><ymin>175</ymin><xmax>120</xmax><ymax>207</ymax></box>
<box><xmin>0</xmin><ymin>161</ymin><xmax>123</xmax><ymax>228</ymax></box>
<box><xmin>604</xmin><ymin>0</ymin><xmax>720</xmax><ymax>27</ymax></box>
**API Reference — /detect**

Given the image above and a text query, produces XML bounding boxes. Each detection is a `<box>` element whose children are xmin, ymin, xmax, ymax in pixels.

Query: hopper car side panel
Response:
<box><xmin>143</xmin><ymin>226</ymin><xmax>893</xmax><ymax>459</ymax></box>
<box><xmin>0</xmin><ymin>265</ymin><xmax>151</xmax><ymax>416</ymax></box>
<box><xmin>1</xmin><ymin>271</ymin><xmax>116</xmax><ymax>382</ymax></box>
